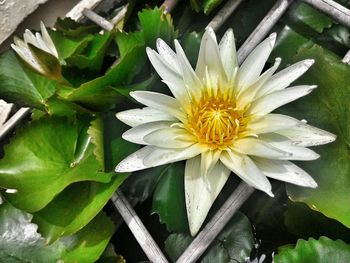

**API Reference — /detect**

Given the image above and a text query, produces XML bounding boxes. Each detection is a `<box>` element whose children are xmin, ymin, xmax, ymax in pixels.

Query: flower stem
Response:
<box><xmin>176</xmin><ymin>182</ymin><xmax>254</xmax><ymax>263</ymax></box>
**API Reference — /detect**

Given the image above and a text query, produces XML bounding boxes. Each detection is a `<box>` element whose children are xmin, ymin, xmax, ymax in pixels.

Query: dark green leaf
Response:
<box><xmin>0</xmin><ymin>51</ymin><xmax>58</xmax><ymax>109</ymax></box>
<box><xmin>96</xmin><ymin>244</ymin><xmax>126</xmax><ymax>263</ymax></box>
<box><xmin>121</xmin><ymin>165</ymin><xmax>168</xmax><ymax>203</ymax></box>
<box><xmin>284</xmin><ymin>201</ymin><xmax>350</xmax><ymax>242</ymax></box>
<box><xmin>48</xmin><ymin>29</ymin><xmax>93</xmax><ymax>60</ymax></box>
<box><xmin>59</xmin><ymin>45</ymin><xmax>146</xmax><ymax>111</ymax></box>
<box><xmin>54</xmin><ymin>17</ymin><xmax>99</xmax><ymax>37</ymax></box>
<box><xmin>0</xmin><ymin>117</ymin><xmax>112</xmax><ymax>212</ymax></box>
<box><xmin>66</xmin><ymin>32</ymin><xmax>113</xmax><ymax>71</ymax></box>
<box><xmin>151</xmin><ymin>162</ymin><xmax>188</xmax><ymax>233</ymax></box>
<box><xmin>272</xmin><ymin>32</ymin><xmax>350</xmax><ymax>228</ymax></box>
<box><xmin>274</xmin><ymin>237</ymin><xmax>350</xmax><ymax>263</ymax></box>
<box><xmin>164</xmin><ymin>212</ymin><xmax>254</xmax><ymax>262</ymax></box>
<box><xmin>288</xmin><ymin>3</ymin><xmax>333</xmax><ymax>33</ymax></box>
<box><xmin>202</xmin><ymin>0</ymin><xmax>223</xmax><ymax>15</ymax></box>
<box><xmin>115</xmin><ymin>31</ymin><xmax>145</xmax><ymax>58</ymax></box>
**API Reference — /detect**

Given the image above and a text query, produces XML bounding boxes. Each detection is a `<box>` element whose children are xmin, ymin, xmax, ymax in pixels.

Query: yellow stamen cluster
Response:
<box><xmin>186</xmin><ymin>90</ymin><xmax>246</xmax><ymax>149</ymax></box>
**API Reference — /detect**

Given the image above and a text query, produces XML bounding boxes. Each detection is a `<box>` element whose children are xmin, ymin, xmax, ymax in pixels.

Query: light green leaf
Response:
<box><xmin>274</xmin><ymin>237</ymin><xmax>350</xmax><ymax>263</ymax></box>
<box><xmin>138</xmin><ymin>7</ymin><xmax>177</xmax><ymax>48</ymax></box>
<box><xmin>151</xmin><ymin>162</ymin><xmax>188</xmax><ymax>233</ymax></box>
<box><xmin>0</xmin><ymin>117</ymin><xmax>112</xmax><ymax>212</ymax></box>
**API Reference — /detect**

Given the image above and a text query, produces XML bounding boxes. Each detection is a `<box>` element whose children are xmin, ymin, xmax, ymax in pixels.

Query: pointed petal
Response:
<box><xmin>234</xmin><ymin>138</ymin><xmax>292</xmax><ymax>159</ymax></box>
<box><xmin>185</xmin><ymin>156</ymin><xmax>231</xmax><ymax>236</ymax></box>
<box><xmin>248</xmin><ymin>85</ymin><xmax>317</xmax><ymax>116</ymax></box>
<box><xmin>130</xmin><ymin>91</ymin><xmax>185</xmax><ymax>120</ymax></box>
<box><xmin>116</xmin><ymin>107</ymin><xmax>177</xmax><ymax>127</ymax></box>
<box><xmin>40</xmin><ymin>21</ymin><xmax>58</xmax><ymax>57</ymax></box>
<box><xmin>115</xmin><ymin>146</ymin><xmax>155</xmax><ymax>172</ymax></box>
<box><xmin>11</xmin><ymin>43</ymin><xmax>44</xmax><ymax>74</ymax></box>
<box><xmin>237</xmin><ymin>33</ymin><xmax>276</xmax><ymax>89</ymax></box>
<box><xmin>146</xmin><ymin>47</ymin><xmax>187</xmax><ymax>100</ymax></box>
<box><xmin>244</xmin><ymin>114</ymin><xmax>300</xmax><ymax>135</ymax></box>
<box><xmin>23</xmin><ymin>29</ymin><xmax>37</xmax><ymax>46</ymax></box>
<box><xmin>156</xmin><ymin>38</ymin><xmax>180</xmax><ymax>74</ymax></box>
<box><xmin>143</xmin><ymin>144</ymin><xmax>204</xmax><ymax>167</ymax></box>
<box><xmin>236</xmin><ymin>57</ymin><xmax>281</xmax><ymax>109</ymax></box>
<box><xmin>174</xmin><ymin>40</ymin><xmax>202</xmax><ymax>95</ymax></box>
<box><xmin>276</xmin><ymin>123</ymin><xmax>336</xmax><ymax>147</ymax></box>
<box><xmin>257</xmin><ymin>59</ymin><xmax>314</xmax><ymax>98</ymax></box>
<box><xmin>200</xmin><ymin>150</ymin><xmax>221</xmax><ymax>178</ymax></box>
<box><xmin>143</xmin><ymin>127</ymin><xmax>195</xmax><ymax>148</ymax></box>
<box><xmin>220</xmin><ymin>151</ymin><xmax>273</xmax><ymax>196</ymax></box>
<box><xmin>259</xmin><ymin>134</ymin><xmax>320</xmax><ymax>161</ymax></box>
<box><xmin>219</xmin><ymin>28</ymin><xmax>237</xmax><ymax>79</ymax></box>
<box><xmin>122</xmin><ymin>121</ymin><xmax>173</xmax><ymax>145</ymax></box>
<box><xmin>195</xmin><ymin>27</ymin><xmax>226</xmax><ymax>81</ymax></box>
<box><xmin>253</xmin><ymin>158</ymin><xmax>317</xmax><ymax>188</ymax></box>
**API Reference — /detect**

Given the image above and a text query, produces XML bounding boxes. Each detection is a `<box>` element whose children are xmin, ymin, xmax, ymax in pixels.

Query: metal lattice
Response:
<box><xmin>0</xmin><ymin>0</ymin><xmax>350</xmax><ymax>262</ymax></box>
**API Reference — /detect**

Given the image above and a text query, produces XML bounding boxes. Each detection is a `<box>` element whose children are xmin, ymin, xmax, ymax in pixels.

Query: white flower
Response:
<box><xmin>115</xmin><ymin>28</ymin><xmax>336</xmax><ymax>236</ymax></box>
<box><xmin>11</xmin><ymin>22</ymin><xmax>60</xmax><ymax>78</ymax></box>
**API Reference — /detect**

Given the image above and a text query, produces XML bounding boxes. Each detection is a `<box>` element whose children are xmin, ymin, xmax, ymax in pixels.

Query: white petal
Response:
<box><xmin>219</xmin><ymin>28</ymin><xmax>237</xmax><ymax>79</ymax></box>
<box><xmin>234</xmin><ymin>138</ymin><xmax>292</xmax><ymax>159</ymax></box>
<box><xmin>146</xmin><ymin>48</ymin><xmax>187</xmax><ymax>100</ymax></box>
<box><xmin>0</xmin><ymin>100</ymin><xmax>13</xmax><ymax>127</ymax></box>
<box><xmin>143</xmin><ymin>127</ymin><xmax>194</xmax><ymax>148</ymax></box>
<box><xmin>244</xmin><ymin>114</ymin><xmax>300</xmax><ymax>135</ymax></box>
<box><xmin>156</xmin><ymin>38</ymin><xmax>181</xmax><ymax>74</ymax></box>
<box><xmin>195</xmin><ymin>27</ymin><xmax>225</xmax><ymax>81</ymax></box>
<box><xmin>236</xmin><ymin>57</ymin><xmax>281</xmax><ymax>109</ymax></box>
<box><xmin>40</xmin><ymin>21</ymin><xmax>58</xmax><ymax>57</ymax></box>
<box><xmin>143</xmin><ymin>143</ymin><xmax>204</xmax><ymax>167</ymax></box>
<box><xmin>259</xmin><ymin>134</ymin><xmax>320</xmax><ymax>161</ymax></box>
<box><xmin>11</xmin><ymin>43</ymin><xmax>44</xmax><ymax>74</ymax></box>
<box><xmin>253</xmin><ymin>158</ymin><xmax>317</xmax><ymax>188</ymax></box>
<box><xmin>248</xmin><ymin>85</ymin><xmax>317</xmax><ymax>116</ymax></box>
<box><xmin>256</xmin><ymin>59</ymin><xmax>314</xmax><ymax>98</ymax></box>
<box><xmin>237</xmin><ymin>33</ymin><xmax>276</xmax><ymax>89</ymax></box>
<box><xmin>185</xmin><ymin>156</ymin><xmax>231</xmax><ymax>236</ymax></box>
<box><xmin>276</xmin><ymin>123</ymin><xmax>336</xmax><ymax>147</ymax></box>
<box><xmin>200</xmin><ymin>150</ymin><xmax>221</xmax><ymax>179</ymax></box>
<box><xmin>23</xmin><ymin>29</ymin><xmax>37</xmax><ymax>46</ymax></box>
<box><xmin>174</xmin><ymin>40</ymin><xmax>202</xmax><ymax>95</ymax></box>
<box><xmin>116</xmin><ymin>107</ymin><xmax>176</xmax><ymax>127</ymax></box>
<box><xmin>220</xmin><ymin>151</ymin><xmax>273</xmax><ymax>196</ymax></box>
<box><xmin>130</xmin><ymin>91</ymin><xmax>185</xmax><ymax>120</ymax></box>
<box><xmin>122</xmin><ymin>121</ymin><xmax>173</xmax><ymax>145</ymax></box>
<box><xmin>115</xmin><ymin>146</ymin><xmax>155</xmax><ymax>172</ymax></box>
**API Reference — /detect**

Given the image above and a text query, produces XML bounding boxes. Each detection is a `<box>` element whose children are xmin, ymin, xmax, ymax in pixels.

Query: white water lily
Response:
<box><xmin>11</xmin><ymin>22</ymin><xmax>61</xmax><ymax>78</ymax></box>
<box><xmin>115</xmin><ymin>27</ymin><xmax>336</xmax><ymax>236</ymax></box>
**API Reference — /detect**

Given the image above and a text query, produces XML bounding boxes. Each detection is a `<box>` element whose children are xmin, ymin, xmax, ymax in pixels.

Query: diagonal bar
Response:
<box><xmin>342</xmin><ymin>50</ymin><xmax>350</xmax><ymax>64</ymax></box>
<box><xmin>237</xmin><ymin>0</ymin><xmax>294</xmax><ymax>64</ymax></box>
<box><xmin>176</xmin><ymin>182</ymin><xmax>254</xmax><ymax>263</ymax></box>
<box><xmin>302</xmin><ymin>0</ymin><xmax>350</xmax><ymax>28</ymax></box>
<box><xmin>111</xmin><ymin>190</ymin><xmax>169</xmax><ymax>263</ymax></box>
<box><xmin>0</xmin><ymin>107</ymin><xmax>30</xmax><ymax>140</ymax></box>
<box><xmin>82</xmin><ymin>8</ymin><xmax>114</xmax><ymax>31</ymax></box>
<box><xmin>207</xmin><ymin>0</ymin><xmax>245</xmax><ymax>31</ymax></box>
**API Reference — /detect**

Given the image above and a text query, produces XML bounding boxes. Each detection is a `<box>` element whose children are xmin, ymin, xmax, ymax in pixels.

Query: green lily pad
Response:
<box><xmin>274</xmin><ymin>237</ymin><xmax>350</xmax><ymax>263</ymax></box>
<box><xmin>0</xmin><ymin>51</ymin><xmax>58</xmax><ymax>109</ymax></box>
<box><xmin>0</xmin><ymin>117</ymin><xmax>113</xmax><ymax>212</ymax></box>
<box><xmin>151</xmin><ymin>162</ymin><xmax>188</xmax><ymax>233</ymax></box>
<box><xmin>272</xmin><ymin>30</ymin><xmax>350</xmax><ymax>228</ymax></box>
<box><xmin>164</xmin><ymin>212</ymin><xmax>254</xmax><ymax>262</ymax></box>
<box><xmin>0</xmin><ymin>201</ymin><xmax>114</xmax><ymax>263</ymax></box>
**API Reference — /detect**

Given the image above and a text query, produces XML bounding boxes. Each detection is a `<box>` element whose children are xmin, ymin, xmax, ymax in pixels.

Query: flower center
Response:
<box><xmin>187</xmin><ymin>92</ymin><xmax>246</xmax><ymax>149</ymax></box>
